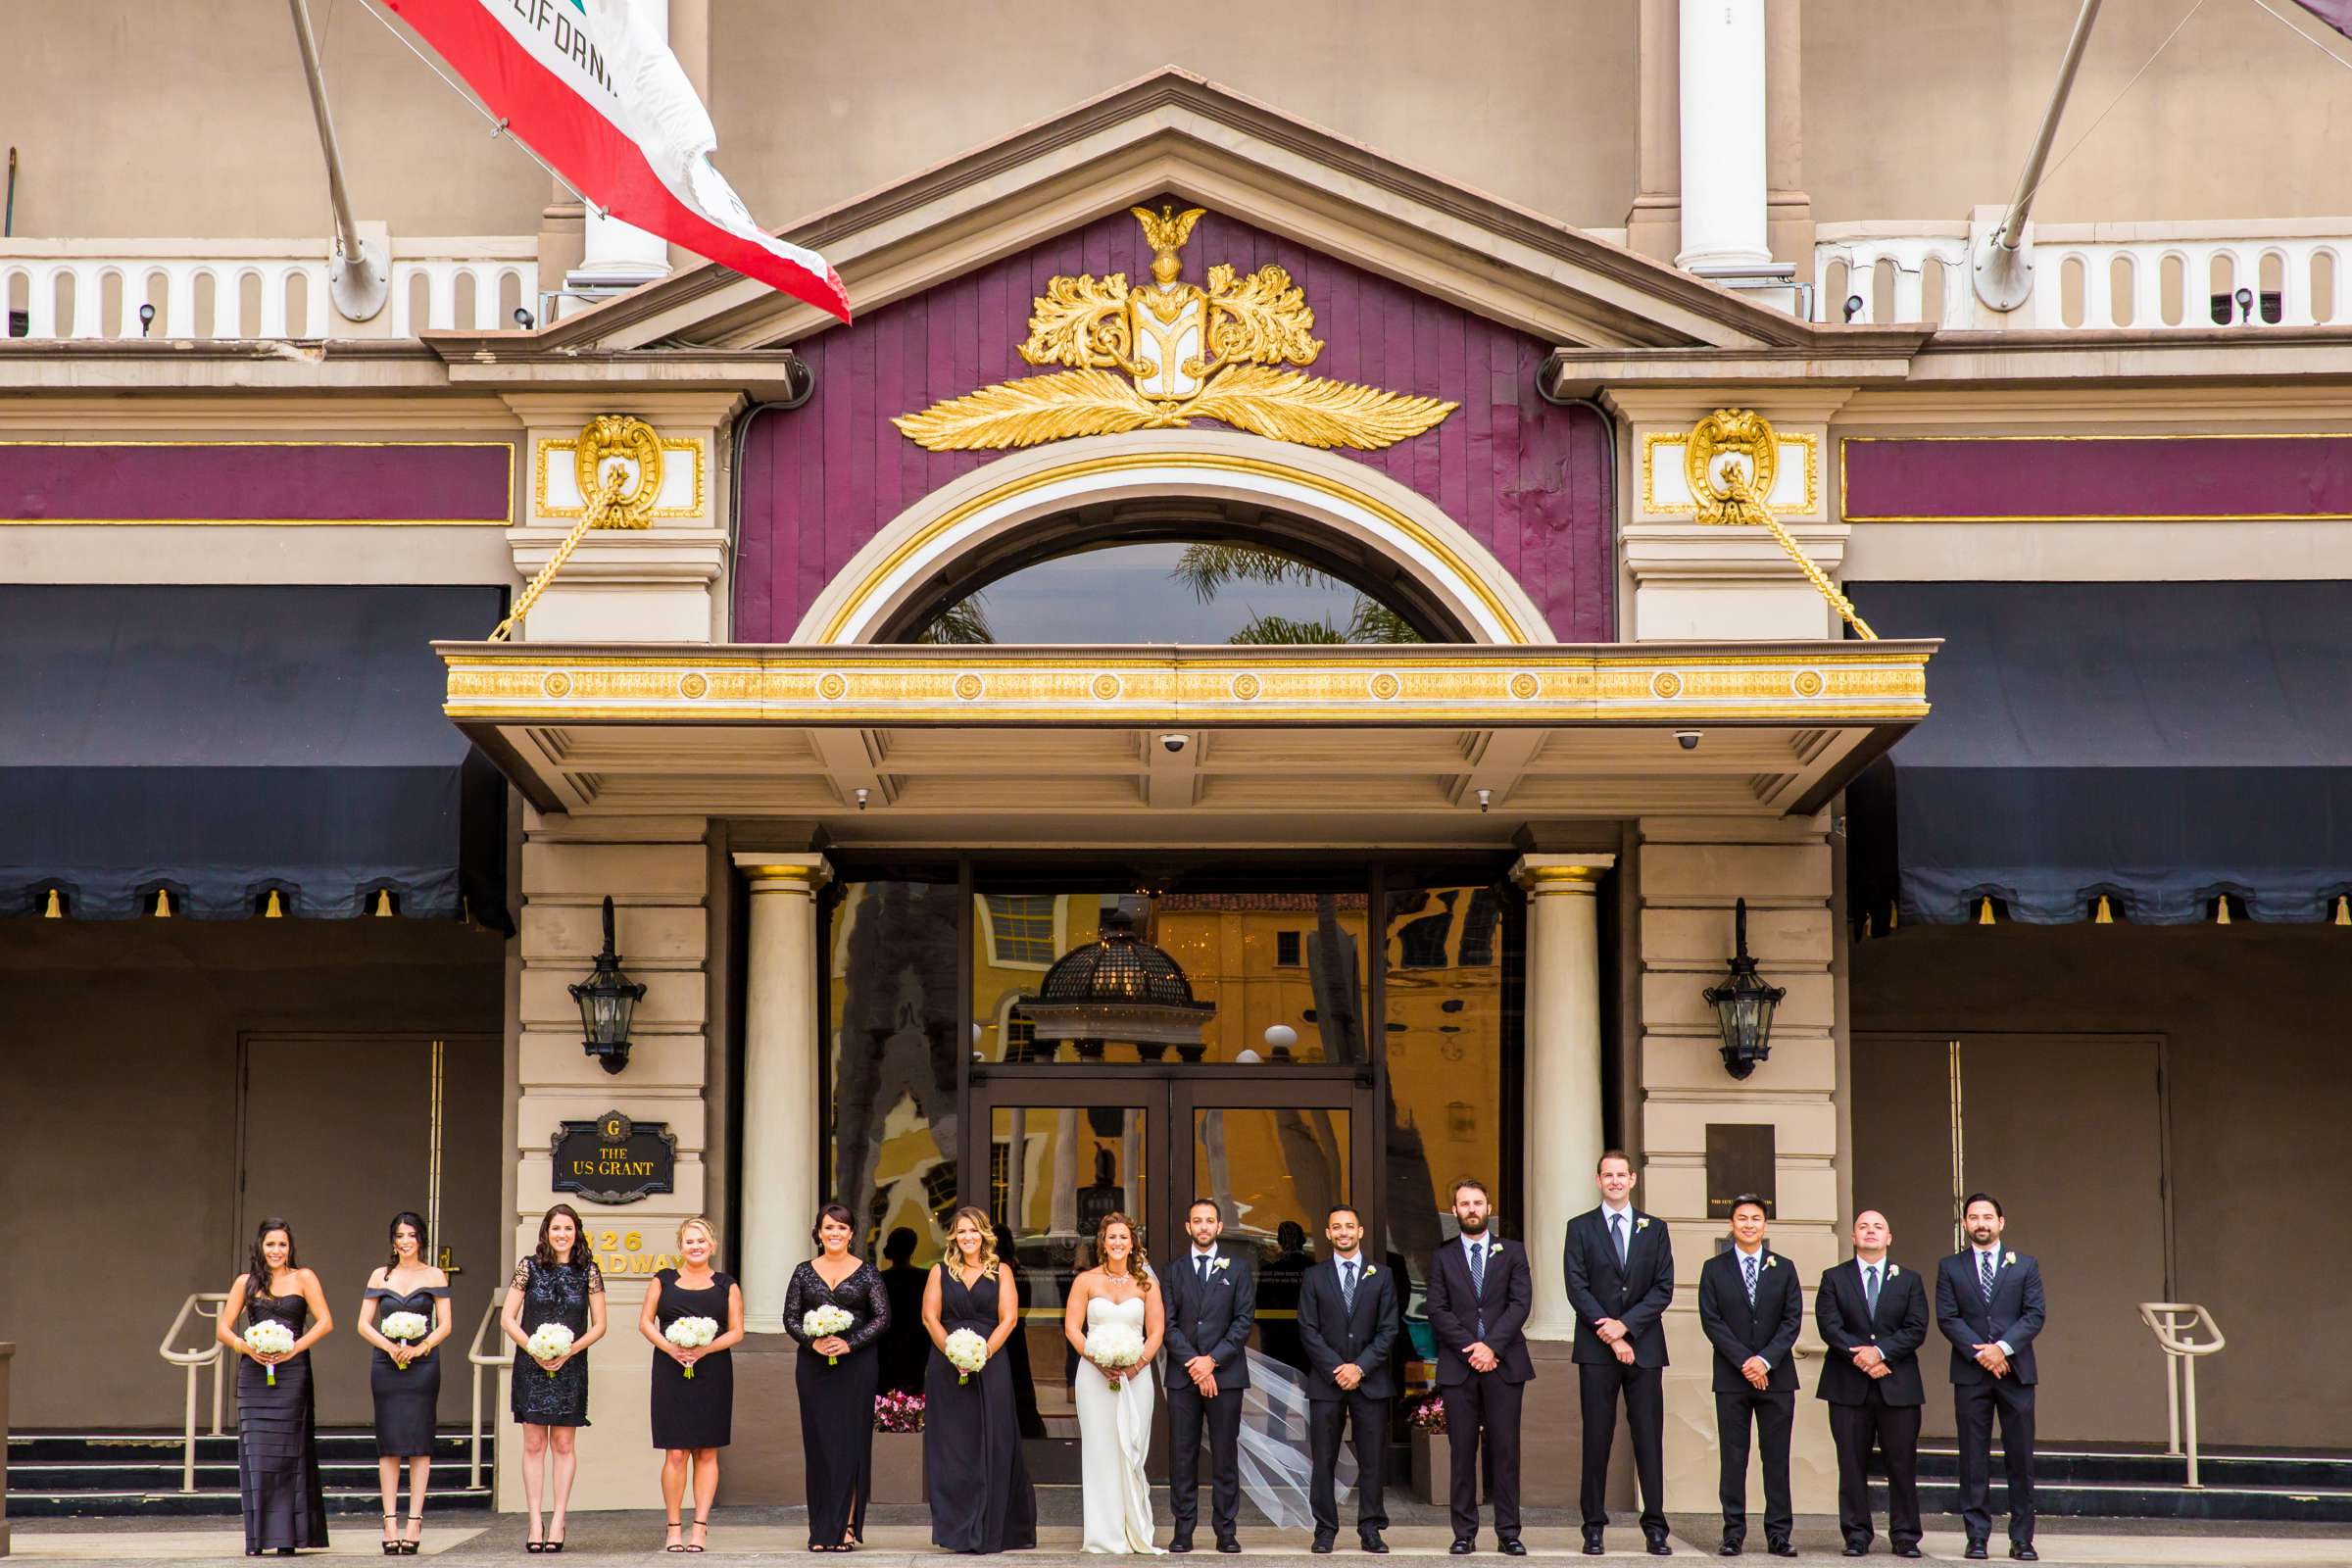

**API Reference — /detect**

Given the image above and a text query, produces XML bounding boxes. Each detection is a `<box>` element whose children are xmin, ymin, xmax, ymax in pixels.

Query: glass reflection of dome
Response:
<box><xmin>1022</xmin><ymin>907</ymin><xmax>1217</xmax><ymax>1061</ymax></box>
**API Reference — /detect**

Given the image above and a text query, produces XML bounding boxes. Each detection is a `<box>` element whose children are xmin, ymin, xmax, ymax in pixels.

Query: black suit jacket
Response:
<box><xmin>1296</xmin><ymin>1254</ymin><xmax>1401</xmax><ymax>1400</ymax></box>
<box><xmin>1695</xmin><ymin>1246</ymin><xmax>1802</xmax><ymax>1394</ymax></box>
<box><xmin>1936</xmin><ymin>1249</ymin><xmax>2044</xmax><ymax>1387</ymax></box>
<box><xmin>1424</xmin><ymin>1235</ymin><xmax>1535</xmax><ymax>1385</ymax></box>
<box><xmin>1164</xmin><ymin>1245</ymin><xmax>1257</xmax><ymax>1392</ymax></box>
<box><xmin>1814</xmin><ymin>1257</ymin><xmax>1929</xmax><ymax>1406</ymax></box>
<box><xmin>1561</xmin><ymin>1206</ymin><xmax>1674</xmax><ymax>1367</ymax></box>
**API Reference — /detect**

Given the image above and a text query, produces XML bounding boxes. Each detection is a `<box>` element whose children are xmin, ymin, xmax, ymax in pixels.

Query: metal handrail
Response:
<box><xmin>158</xmin><ymin>1293</ymin><xmax>230</xmax><ymax>1493</ymax></box>
<box><xmin>2137</xmin><ymin>1301</ymin><xmax>2225</xmax><ymax>1489</ymax></box>
<box><xmin>466</xmin><ymin>1293</ymin><xmax>511</xmax><ymax>1490</ymax></box>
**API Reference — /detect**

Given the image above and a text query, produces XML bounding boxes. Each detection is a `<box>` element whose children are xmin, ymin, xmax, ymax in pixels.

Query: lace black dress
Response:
<box><xmin>509</xmin><ymin>1256</ymin><xmax>603</xmax><ymax>1427</ymax></box>
<box><xmin>650</xmin><ymin>1267</ymin><xmax>736</xmax><ymax>1451</ymax></box>
<box><xmin>923</xmin><ymin>1264</ymin><xmax>1037</xmax><ymax>1553</ymax></box>
<box><xmin>237</xmin><ymin>1287</ymin><xmax>329</xmax><ymax>1552</ymax></box>
<box><xmin>367</xmin><ymin>1282</ymin><xmax>448</xmax><ymax>1458</ymax></box>
<box><xmin>783</xmin><ymin>1259</ymin><xmax>890</xmax><ymax>1547</ymax></box>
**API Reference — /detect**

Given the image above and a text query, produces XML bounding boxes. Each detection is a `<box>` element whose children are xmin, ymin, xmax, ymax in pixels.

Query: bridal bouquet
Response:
<box><xmin>1085</xmin><ymin>1321</ymin><xmax>1147</xmax><ymax>1391</ymax></box>
<box><xmin>802</xmin><ymin>1303</ymin><xmax>855</xmax><ymax>1365</ymax></box>
<box><xmin>943</xmin><ymin>1328</ymin><xmax>989</xmax><ymax>1385</ymax></box>
<box><xmin>664</xmin><ymin>1316</ymin><xmax>719</xmax><ymax>1377</ymax></box>
<box><xmin>525</xmin><ymin>1322</ymin><xmax>575</xmax><ymax>1377</ymax></box>
<box><xmin>379</xmin><ymin>1312</ymin><xmax>431</xmax><ymax>1369</ymax></box>
<box><xmin>243</xmin><ymin>1321</ymin><xmax>295</xmax><ymax>1387</ymax></box>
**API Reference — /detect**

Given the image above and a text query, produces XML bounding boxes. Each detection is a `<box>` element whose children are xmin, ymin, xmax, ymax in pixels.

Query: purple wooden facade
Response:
<box><xmin>735</xmin><ymin>202</ymin><xmax>1613</xmax><ymax>642</ymax></box>
<box><xmin>1841</xmin><ymin>434</ymin><xmax>2352</xmax><ymax>521</ymax></box>
<box><xmin>0</xmin><ymin>443</ymin><xmax>514</xmax><ymax>523</ymax></box>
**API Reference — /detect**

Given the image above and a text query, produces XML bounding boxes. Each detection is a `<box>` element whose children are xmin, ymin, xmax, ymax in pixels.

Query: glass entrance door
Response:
<box><xmin>967</xmin><ymin>1074</ymin><xmax>1362</xmax><ymax>1480</ymax></box>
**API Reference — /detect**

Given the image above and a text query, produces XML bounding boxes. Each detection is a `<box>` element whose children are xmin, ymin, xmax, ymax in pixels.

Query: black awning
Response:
<box><xmin>1846</xmin><ymin>581</ymin><xmax>2352</xmax><ymax>925</ymax></box>
<box><xmin>2</xmin><ymin>585</ymin><xmax>510</xmax><ymax>923</ymax></box>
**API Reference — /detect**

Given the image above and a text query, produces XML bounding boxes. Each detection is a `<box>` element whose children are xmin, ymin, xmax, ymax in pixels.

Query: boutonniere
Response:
<box><xmin>1635</xmin><ymin>1217</ymin><xmax>1651</xmax><ymax>1234</ymax></box>
<box><xmin>1886</xmin><ymin>1264</ymin><xmax>1899</xmax><ymax>1279</ymax></box>
<box><xmin>1764</xmin><ymin>1255</ymin><xmax>1779</xmax><ymax>1269</ymax></box>
<box><xmin>2004</xmin><ymin>1250</ymin><xmax>2016</xmax><ymax>1267</ymax></box>
<box><xmin>1211</xmin><ymin>1256</ymin><xmax>1231</xmax><ymax>1274</ymax></box>
<box><xmin>1363</xmin><ymin>1265</ymin><xmax>1377</xmax><ymax>1278</ymax></box>
<box><xmin>1489</xmin><ymin>1240</ymin><xmax>1504</xmax><ymax>1257</ymax></box>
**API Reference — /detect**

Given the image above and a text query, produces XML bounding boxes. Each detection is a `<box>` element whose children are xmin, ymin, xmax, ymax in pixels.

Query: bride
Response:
<box><xmin>1063</xmin><ymin>1212</ymin><xmax>1166</xmax><ymax>1554</ymax></box>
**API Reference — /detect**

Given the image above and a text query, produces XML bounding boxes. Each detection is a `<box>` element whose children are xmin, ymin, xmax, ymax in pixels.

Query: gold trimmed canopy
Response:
<box><xmin>439</xmin><ymin>640</ymin><xmax>1932</xmax><ymax>831</ymax></box>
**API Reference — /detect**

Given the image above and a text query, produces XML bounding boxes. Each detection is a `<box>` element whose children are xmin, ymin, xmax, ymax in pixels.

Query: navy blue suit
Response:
<box><xmin>1297</xmin><ymin>1255</ymin><xmax>1400</xmax><ymax>1543</ymax></box>
<box><xmin>1696</xmin><ymin>1247</ymin><xmax>1802</xmax><ymax>1547</ymax></box>
<box><xmin>1817</xmin><ymin>1258</ymin><xmax>1930</xmax><ymax>1552</ymax></box>
<box><xmin>1936</xmin><ymin>1248</ymin><xmax>2046</xmax><ymax>1546</ymax></box>
<box><xmin>1561</xmin><ymin>1206</ymin><xmax>1673</xmax><ymax>1541</ymax></box>
<box><xmin>1424</xmin><ymin>1235</ymin><xmax>1533</xmax><ymax>1543</ymax></box>
<box><xmin>1163</xmin><ymin>1246</ymin><xmax>1256</xmax><ymax>1544</ymax></box>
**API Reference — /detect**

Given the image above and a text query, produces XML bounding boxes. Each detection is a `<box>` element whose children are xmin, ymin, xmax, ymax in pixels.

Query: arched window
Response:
<box><xmin>887</xmin><ymin>511</ymin><xmax>1461</xmax><ymax>645</ymax></box>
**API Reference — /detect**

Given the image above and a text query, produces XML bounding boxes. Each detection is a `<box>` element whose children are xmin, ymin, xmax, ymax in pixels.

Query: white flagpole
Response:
<box><xmin>287</xmin><ymin>0</ymin><xmax>390</xmax><ymax>321</ymax></box>
<box><xmin>1973</xmin><ymin>0</ymin><xmax>2106</xmax><ymax>313</ymax></box>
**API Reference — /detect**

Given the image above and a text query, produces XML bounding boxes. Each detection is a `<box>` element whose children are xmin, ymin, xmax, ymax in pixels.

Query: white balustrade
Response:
<box><xmin>1815</xmin><ymin>219</ymin><xmax>2352</xmax><ymax>330</ymax></box>
<box><xmin>157</xmin><ymin>1292</ymin><xmax>230</xmax><ymax>1494</ymax></box>
<box><xmin>0</xmin><ymin>238</ymin><xmax>537</xmax><ymax>340</ymax></box>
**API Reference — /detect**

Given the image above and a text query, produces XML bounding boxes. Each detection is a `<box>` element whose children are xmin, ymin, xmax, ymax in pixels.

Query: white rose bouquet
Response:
<box><xmin>243</xmin><ymin>1321</ymin><xmax>295</xmax><ymax>1387</ymax></box>
<box><xmin>802</xmin><ymin>1303</ymin><xmax>855</xmax><ymax>1366</ymax></box>
<box><xmin>1084</xmin><ymin>1321</ymin><xmax>1147</xmax><ymax>1391</ymax></box>
<box><xmin>943</xmin><ymin>1328</ymin><xmax>989</xmax><ymax>1385</ymax></box>
<box><xmin>525</xmin><ymin>1322</ymin><xmax>575</xmax><ymax>1377</ymax></box>
<box><xmin>379</xmin><ymin>1311</ymin><xmax>431</xmax><ymax>1369</ymax></box>
<box><xmin>663</xmin><ymin>1315</ymin><xmax>720</xmax><ymax>1377</ymax></box>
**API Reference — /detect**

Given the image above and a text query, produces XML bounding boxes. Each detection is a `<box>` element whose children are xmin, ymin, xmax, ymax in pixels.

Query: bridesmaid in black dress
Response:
<box><xmin>501</xmin><ymin>1203</ymin><xmax>608</xmax><ymax>1552</ymax></box>
<box><xmin>783</xmin><ymin>1202</ymin><xmax>890</xmax><ymax>1551</ymax></box>
<box><xmin>215</xmin><ymin>1216</ymin><xmax>333</xmax><ymax>1556</ymax></box>
<box><xmin>921</xmin><ymin>1205</ymin><xmax>1036</xmax><ymax>1553</ymax></box>
<box><xmin>638</xmin><ymin>1216</ymin><xmax>745</xmax><ymax>1554</ymax></box>
<box><xmin>358</xmin><ymin>1210</ymin><xmax>450</xmax><ymax>1555</ymax></box>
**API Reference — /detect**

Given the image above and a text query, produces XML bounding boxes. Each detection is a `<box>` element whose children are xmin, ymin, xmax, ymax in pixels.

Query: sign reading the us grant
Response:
<box><xmin>551</xmin><ymin>1108</ymin><xmax>677</xmax><ymax>1204</ymax></box>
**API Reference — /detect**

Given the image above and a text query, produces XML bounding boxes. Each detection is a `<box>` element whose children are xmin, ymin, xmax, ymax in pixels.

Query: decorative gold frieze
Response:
<box><xmin>894</xmin><ymin>207</ymin><xmax>1457</xmax><ymax>454</ymax></box>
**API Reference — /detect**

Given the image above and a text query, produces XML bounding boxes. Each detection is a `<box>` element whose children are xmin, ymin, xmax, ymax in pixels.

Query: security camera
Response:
<box><xmin>1675</xmin><ymin>730</ymin><xmax>1702</xmax><ymax>752</ymax></box>
<box><xmin>1160</xmin><ymin>733</ymin><xmax>1191</xmax><ymax>755</ymax></box>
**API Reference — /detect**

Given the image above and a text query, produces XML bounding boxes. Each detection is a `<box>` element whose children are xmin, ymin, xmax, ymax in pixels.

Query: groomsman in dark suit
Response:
<box><xmin>1164</xmin><ymin>1197</ymin><xmax>1257</xmax><ymax>1553</ymax></box>
<box><xmin>1816</xmin><ymin>1209</ymin><xmax>1930</xmax><ymax>1559</ymax></box>
<box><xmin>1696</xmin><ymin>1196</ymin><xmax>1802</xmax><ymax>1557</ymax></box>
<box><xmin>1423</xmin><ymin>1177</ymin><xmax>1535</xmax><ymax>1555</ymax></box>
<box><xmin>1298</xmin><ymin>1202</ymin><xmax>1401</xmax><ymax>1554</ymax></box>
<box><xmin>1561</xmin><ymin>1150</ymin><xmax>1674</xmax><ymax>1557</ymax></box>
<box><xmin>1936</xmin><ymin>1194</ymin><xmax>2046</xmax><ymax>1562</ymax></box>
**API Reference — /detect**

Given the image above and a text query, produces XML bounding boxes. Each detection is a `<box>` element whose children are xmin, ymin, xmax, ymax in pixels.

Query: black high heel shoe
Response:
<box><xmin>401</xmin><ymin>1512</ymin><xmax>422</xmax><ymax>1555</ymax></box>
<box><xmin>383</xmin><ymin>1513</ymin><xmax>402</xmax><ymax>1556</ymax></box>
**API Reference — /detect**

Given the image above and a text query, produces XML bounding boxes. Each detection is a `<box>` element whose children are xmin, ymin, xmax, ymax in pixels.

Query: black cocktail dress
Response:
<box><xmin>650</xmin><ymin>1267</ymin><xmax>736</xmax><ymax>1450</ymax></box>
<box><xmin>784</xmin><ymin>1259</ymin><xmax>890</xmax><ymax>1546</ymax></box>
<box><xmin>368</xmin><ymin>1283</ymin><xmax>447</xmax><ymax>1459</ymax></box>
<box><xmin>237</xmin><ymin>1289</ymin><xmax>329</xmax><ymax>1552</ymax></box>
<box><xmin>510</xmin><ymin>1256</ymin><xmax>602</xmax><ymax>1427</ymax></box>
<box><xmin>923</xmin><ymin>1265</ymin><xmax>1036</xmax><ymax>1553</ymax></box>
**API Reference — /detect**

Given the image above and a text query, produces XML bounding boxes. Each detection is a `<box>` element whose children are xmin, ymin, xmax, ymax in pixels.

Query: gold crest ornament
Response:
<box><xmin>1683</xmin><ymin>406</ymin><xmax>1878</xmax><ymax>641</ymax></box>
<box><xmin>894</xmin><ymin>206</ymin><xmax>1457</xmax><ymax>453</ymax></box>
<box><xmin>573</xmin><ymin>414</ymin><xmax>665</xmax><ymax>530</ymax></box>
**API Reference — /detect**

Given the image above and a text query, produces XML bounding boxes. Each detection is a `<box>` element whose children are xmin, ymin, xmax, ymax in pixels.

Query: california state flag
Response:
<box><xmin>380</xmin><ymin>0</ymin><xmax>849</xmax><ymax>321</ymax></box>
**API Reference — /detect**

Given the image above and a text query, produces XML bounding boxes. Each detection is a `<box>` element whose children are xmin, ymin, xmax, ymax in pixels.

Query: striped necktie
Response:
<box><xmin>1467</xmin><ymin>1241</ymin><xmax>1487</xmax><ymax>1338</ymax></box>
<box><xmin>1742</xmin><ymin>1252</ymin><xmax>1758</xmax><ymax>1307</ymax></box>
<box><xmin>1979</xmin><ymin>1250</ymin><xmax>1995</xmax><ymax>1303</ymax></box>
<box><xmin>1342</xmin><ymin>1259</ymin><xmax>1358</xmax><ymax>1312</ymax></box>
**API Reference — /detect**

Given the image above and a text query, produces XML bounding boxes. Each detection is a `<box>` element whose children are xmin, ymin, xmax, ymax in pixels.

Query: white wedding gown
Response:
<box><xmin>1077</xmin><ymin>1295</ymin><xmax>1163</xmax><ymax>1554</ymax></box>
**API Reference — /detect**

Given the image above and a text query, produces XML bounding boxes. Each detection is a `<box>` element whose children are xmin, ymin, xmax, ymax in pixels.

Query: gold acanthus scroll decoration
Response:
<box><xmin>893</xmin><ymin>206</ymin><xmax>1457</xmax><ymax>454</ymax></box>
<box><xmin>1685</xmin><ymin>408</ymin><xmax>1877</xmax><ymax>640</ymax></box>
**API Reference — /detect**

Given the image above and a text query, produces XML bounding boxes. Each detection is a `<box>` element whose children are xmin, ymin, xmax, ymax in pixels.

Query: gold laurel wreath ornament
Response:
<box><xmin>894</xmin><ymin>206</ymin><xmax>1457</xmax><ymax>453</ymax></box>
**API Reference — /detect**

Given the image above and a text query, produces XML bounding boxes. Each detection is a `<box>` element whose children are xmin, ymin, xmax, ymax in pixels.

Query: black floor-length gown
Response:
<box><xmin>784</xmin><ymin>1260</ymin><xmax>890</xmax><ymax>1546</ymax></box>
<box><xmin>650</xmin><ymin>1267</ymin><xmax>736</xmax><ymax>1451</ymax></box>
<box><xmin>368</xmin><ymin>1283</ymin><xmax>448</xmax><ymax>1458</ymax></box>
<box><xmin>237</xmin><ymin>1290</ymin><xmax>330</xmax><ymax>1552</ymax></box>
<box><xmin>923</xmin><ymin>1265</ymin><xmax>1037</xmax><ymax>1553</ymax></box>
<box><xmin>509</xmin><ymin>1257</ymin><xmax>603</xmax><ymax>1427</ymax></box>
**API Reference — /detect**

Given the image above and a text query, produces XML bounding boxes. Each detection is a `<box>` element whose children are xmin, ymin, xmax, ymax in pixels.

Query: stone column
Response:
<box><xmin>1511</xmin><ymin>853</ymin><xmax>1616</xmax><ymax>1341</ymax></box>
<box><xmin>735</xmin><ymin>853</ymin><xmax>831</xmax><ymax>1332</ymax></box>
<box><xmin>1676</xmin><ymin>0</ymin><xmax>1771</xmax><ymax>275</ymax></box>
<box><xmin>1624</xmin><ymin>0</ymin><xmax>1683</xmax><ymax>264</ymax></box>
<box><xmin>1764</xmin><ymin>0</ymin><xmax>1814</xmax><ymax>268</ymax></box>
<box><xmin>566</xmin><ymin>0</ymin><xmax>674</xmax><ymax>296</ymax></box>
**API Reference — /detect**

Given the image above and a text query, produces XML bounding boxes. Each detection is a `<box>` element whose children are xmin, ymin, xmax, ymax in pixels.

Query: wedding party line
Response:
<box><xmin>222</xmin><ymin>1156</ymin><xmax>2045</xmax><ymax>1560</ymax></box>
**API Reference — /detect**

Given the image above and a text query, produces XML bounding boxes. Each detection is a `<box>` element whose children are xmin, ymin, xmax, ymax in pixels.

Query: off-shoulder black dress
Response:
<box><xmin>784</xmin><ymin>1259</ymin><xmax>891</xmax><ymax>1546</ymax></box>
<box><xmin>367</xmin><ymin>1281</ymin><xmax>448</xmax><ymax>1457</ymax></box>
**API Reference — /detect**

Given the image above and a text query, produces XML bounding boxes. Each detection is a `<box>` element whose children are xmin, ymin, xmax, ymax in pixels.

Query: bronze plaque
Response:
<box><xmin>1705</xmin><ymin>1123</ymin><xmax>1776</xmax><ymax>1218</ymax></box>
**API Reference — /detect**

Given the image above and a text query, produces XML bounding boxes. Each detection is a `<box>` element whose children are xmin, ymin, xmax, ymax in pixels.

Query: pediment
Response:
<box><xmin>540</xmin><ymin>68</ymin><xmax>1810</xmax><ymax>356</ymax></box>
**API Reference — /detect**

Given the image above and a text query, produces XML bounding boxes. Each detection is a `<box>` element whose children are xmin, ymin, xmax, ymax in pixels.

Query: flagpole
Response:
<box><xmin>287</xmin><ymin>0</ymin><xmax>390</xmax><ymax>321</ymax></box>
<box><xmin>1973</xmin><ymin>0</ymin><xmax>2105</xmax><ymax>313</ymax></box>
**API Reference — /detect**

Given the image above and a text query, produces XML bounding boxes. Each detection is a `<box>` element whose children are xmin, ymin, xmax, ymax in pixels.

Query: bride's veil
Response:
<box><xmin>1234</xmin><ymin>1348</ymin><xmax>1355</xmax><ymax>1530</ymax></box>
